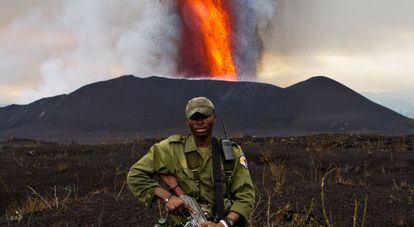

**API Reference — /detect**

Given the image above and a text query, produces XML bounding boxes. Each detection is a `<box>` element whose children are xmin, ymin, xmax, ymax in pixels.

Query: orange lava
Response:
<box><xmin>178</xmin><ymin>0</ymin><xmax>236</xmax><ymax>80</ymax></box>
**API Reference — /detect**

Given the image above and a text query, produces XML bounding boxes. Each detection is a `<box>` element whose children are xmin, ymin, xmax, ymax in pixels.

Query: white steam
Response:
<box><xmin>2</xmin><ymin>0</ymin><xmax>179</xmax><ymax>104</ymax></box>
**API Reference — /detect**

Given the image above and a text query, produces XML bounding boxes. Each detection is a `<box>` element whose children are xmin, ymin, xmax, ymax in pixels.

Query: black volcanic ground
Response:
<box><xmin>0</xmin><ymin>75</ymin><xmax>413</xmax><ymax>142</ymax></box>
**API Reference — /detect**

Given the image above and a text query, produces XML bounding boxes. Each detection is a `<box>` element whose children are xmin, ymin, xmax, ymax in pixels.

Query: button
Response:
<box><xmin>145</xmin><ymin>194</ymin><xmax>152</xmax><ymax>207</ymax></box>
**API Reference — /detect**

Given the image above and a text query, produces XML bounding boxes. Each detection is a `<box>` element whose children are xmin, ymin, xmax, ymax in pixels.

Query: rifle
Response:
<box><xmin>181</xmin><ymin>195</ymin><xmax>208</xmax><ymax>227</ymax></box>
<box><xmin>159</xmin><ymin>174</ymin><xmax>208</xmax><ymax>226</ymax></box>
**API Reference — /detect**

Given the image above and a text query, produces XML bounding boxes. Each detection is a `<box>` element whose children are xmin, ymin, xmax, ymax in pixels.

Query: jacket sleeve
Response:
<box><xmin>126</xmin><ymin>143</ymin><xmax>170</xmax><ymax>207</ymax></box>
<box><xmin>229</xmin><ymin>148</ymin><xmax>255</xmax><ymax>223</ymax></box>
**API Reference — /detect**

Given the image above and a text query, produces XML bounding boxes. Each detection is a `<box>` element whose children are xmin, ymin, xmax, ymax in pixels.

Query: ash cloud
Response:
<box><xmin>230</xmin><ymin>0</ymin><xmax>277</xmax><ymax>80</ymax></box>
<box><xmin>1</xmin><ymin>0</ymin><xmax>180</xmax><ymax>105</ymax></box>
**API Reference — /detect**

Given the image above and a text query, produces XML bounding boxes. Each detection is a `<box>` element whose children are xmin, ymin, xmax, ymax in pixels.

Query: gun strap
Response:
<box><xmin>224</xmin><ymin>162</ymin><xmax>233</xmax><ymax>201</ymax></box>
<box><xmin>212</xmin><ymin>136</ymin><xmax>225</xmax><ymax>221</ymax></box>
<box><xmin>185</xmin><ymin>151</ymin><xmax>201</xmax><ymax>199</ymax></box>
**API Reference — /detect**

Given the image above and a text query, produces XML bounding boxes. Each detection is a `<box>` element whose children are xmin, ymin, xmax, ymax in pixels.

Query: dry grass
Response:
<box><xmin>320</xmin><ymin>168</ymin><xmax>369</xmax><ymax>227</ymax></box>
<box><xmin>26</xmin><ymin>185</ymin><xmax>72</xmax><ymax>214</ymax></box>
<box><xmin>4</xmin><ymin>186</ymin><xmax>72</xmax><ymax>225</ymax></box>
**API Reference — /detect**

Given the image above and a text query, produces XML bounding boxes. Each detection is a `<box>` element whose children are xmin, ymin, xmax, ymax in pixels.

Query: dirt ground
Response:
<box><xmin>0</xmin><ymin>134</ymin><xmax>413</xmax><ymax>226</ymax></box>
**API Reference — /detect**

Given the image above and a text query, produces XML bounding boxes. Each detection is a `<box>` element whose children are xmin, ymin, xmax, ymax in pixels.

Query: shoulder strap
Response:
<box><xmin>185</xmin><ymin>150</ymin><xmax>201</xmax><ymax>192</ymax></box>
<box><xmin>212</xmin><ymin>136</ymin><xmax>225</xmax><ymax>221</ymax></box>
<box><xmin>222</xmin><ymin>141</ymin><xmax>236</xmax><ymax>200</ymax></box>
<box><xmin>183</xmin><ymin>137</ymin><xmax>202</xmax><ymax>199</ymax></box>
<box><xmin>223</xmin><ymin>158</ymin><xmax>234</xmax><ymax>200</ymax></box>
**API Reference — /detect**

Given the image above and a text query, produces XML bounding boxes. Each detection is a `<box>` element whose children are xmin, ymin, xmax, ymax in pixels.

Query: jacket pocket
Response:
<box><xmin>176</xmin><ymin>168</ymin><xmax>198</xmax><ymax>195</ymax></box>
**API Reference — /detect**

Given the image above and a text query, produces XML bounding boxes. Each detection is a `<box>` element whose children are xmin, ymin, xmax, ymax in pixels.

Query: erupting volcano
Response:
<box><xmin>178</xmin><ymin>0</ymin><xmax>236</xmax><ymax>80</ymax></box>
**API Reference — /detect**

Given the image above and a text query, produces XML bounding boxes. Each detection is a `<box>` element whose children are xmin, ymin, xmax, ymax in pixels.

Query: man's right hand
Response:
<box><xmin>165</xmin><ymin>195</ymin><xmax>194</xmax><ymax>214</ymax></box>
<box><xmin>165</xmin><ymin>195</ymin><xmax>184</xmax><ymax>211</ymax></box>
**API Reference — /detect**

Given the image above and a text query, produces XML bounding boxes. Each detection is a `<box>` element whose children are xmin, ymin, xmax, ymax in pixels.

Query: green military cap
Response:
<box><xmin>185</xmin><ymin>97</ymin><xmax>215</xmax><ymax>119</ymax></box>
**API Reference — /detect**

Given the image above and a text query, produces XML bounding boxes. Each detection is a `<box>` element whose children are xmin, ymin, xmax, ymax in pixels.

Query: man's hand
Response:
<box><xmin>200</xmin><ymin>222</ymin><xmax>225</xmax><ymax>227</ymax></box>
<box><xmin>165</xmin><ymin>195</ymin><xmax>184</xmax><ymax>211</ymax></box>
<box><xmin>165</xmin><ymin>195</ymin><xmax>194</xmax><ymax>214</ymax></box>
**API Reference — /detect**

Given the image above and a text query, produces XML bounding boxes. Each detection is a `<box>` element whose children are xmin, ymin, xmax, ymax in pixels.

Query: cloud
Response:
<box><xmin>262</xmin><ymin>0</ymin><xmax>414</xmax><ymax>54</ymax></box>
<box><xmin>0</xmin><ymin>9</ymin><xmax>72</xmax><ymax>104</ymax></box>
<box><xmin>0</xmin><ymin>0</ymin><xmax>181</xmax><ymax>105</ymax></box>
<box><xmin>363</xmin><ymin>89</ymin><xmax>414</xmax><ymax>119</ymax></box>
<box><xmin>257</xmin><ymin>0</ymin><xmax>414</xmax><ymax>93</ymax></box>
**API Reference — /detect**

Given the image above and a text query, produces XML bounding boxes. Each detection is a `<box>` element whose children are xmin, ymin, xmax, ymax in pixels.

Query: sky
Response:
<box><xmin>1</xmin><ymin>0</ymin><xmax>413</xmax><ymax>117</ymax></box>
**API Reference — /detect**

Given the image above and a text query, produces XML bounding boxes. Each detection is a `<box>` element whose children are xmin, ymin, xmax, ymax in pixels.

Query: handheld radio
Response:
<box><xmin>221</xmin><ymin>120</ymin><xmax>234</xmax><ymax>161</ymax></box>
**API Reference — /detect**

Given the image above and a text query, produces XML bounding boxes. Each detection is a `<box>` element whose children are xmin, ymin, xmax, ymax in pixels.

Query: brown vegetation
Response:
<box><xmin>0</xmin><ymin>134</ymin><xmax>413</xmax><ymax>226</ymax></box>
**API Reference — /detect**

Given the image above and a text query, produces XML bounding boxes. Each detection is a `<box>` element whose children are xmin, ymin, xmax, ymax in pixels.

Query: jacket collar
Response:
<box><xmin>184</xmin><ymin>134</ymin><xmax>198</xmax><ymax>153</ymax></box>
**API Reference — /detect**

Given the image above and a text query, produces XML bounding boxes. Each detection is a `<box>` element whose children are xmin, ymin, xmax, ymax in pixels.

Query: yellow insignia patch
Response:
<box><xmin>239</xmin><ymin>156</ymin><xmax>248</xmax><ymax>169</ymax></box>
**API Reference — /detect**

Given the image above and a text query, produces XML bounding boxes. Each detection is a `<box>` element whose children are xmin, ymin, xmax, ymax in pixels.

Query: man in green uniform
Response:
<box><xmin>127</xmin><ymin>97</ymin><xmax>255</xmax><ymax>227</ymax></box>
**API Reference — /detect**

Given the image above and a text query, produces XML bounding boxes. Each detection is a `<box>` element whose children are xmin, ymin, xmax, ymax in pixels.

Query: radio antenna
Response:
<box><xmin>221</xmin><ymin>120</ymin><xmax>228</xmax><ymax>139</ymax></box>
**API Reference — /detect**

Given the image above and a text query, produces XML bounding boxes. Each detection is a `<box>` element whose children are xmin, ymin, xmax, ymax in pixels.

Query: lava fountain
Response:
<box><xmin>177</xmin><ymin>0</ymin><xmax>236</xmax><ymax>80</ymax></box>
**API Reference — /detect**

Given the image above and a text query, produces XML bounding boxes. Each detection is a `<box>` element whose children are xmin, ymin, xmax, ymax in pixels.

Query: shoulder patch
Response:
<box><xmin>167</xmin><ymin>135</ymin><xmax>184</xmax><ymax>143</ymax></box>
<box><xmin>239</xmin><ymin>155</ymin><xmax>248</xmax><ymax>169</ymax></box>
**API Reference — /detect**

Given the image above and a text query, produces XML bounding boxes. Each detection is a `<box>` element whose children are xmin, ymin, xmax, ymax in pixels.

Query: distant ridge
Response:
<box><xmin>0</xmin><ymin>75</ymin><xmax>413</xmax><ymax>142</ymax></box>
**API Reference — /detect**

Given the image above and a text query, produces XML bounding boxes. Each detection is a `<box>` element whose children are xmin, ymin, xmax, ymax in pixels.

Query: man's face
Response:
<box><xmin>186</xmin><ymin>113</ymin><xmax>216</xmax><ymax>138</ymax></box>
